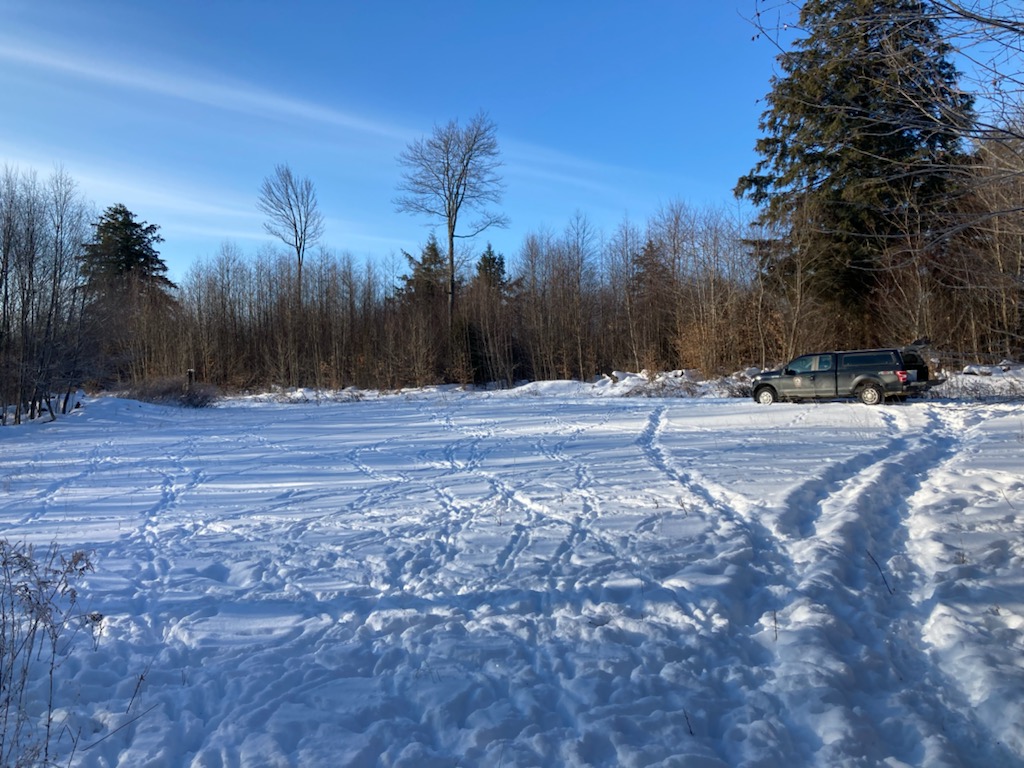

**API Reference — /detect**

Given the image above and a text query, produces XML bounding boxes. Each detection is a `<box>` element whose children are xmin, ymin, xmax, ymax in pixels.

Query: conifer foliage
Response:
<box><xmin>80</xmin><ymin>204</ymin><xmax>178</xmax><ymax>385</ymax></box>
<box><xmin>736</xmin><ymin>0</ymin><xmax>975</xmax><ymax>338</ymax></box>
<box><xmin>81</xmin><ymin>203</ymin><xmax>176</xmax><ymax>295</ymax></box>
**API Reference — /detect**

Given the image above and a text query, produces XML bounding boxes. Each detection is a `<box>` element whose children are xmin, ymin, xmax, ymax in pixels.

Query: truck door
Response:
<box><xmin>780</xmin><ymin>353</ymin><xmax>836</xmax><ymax>399</ymax></box>
<box><xmin>779</xmin><ymin>354</ymin><xmax>818</xmax><ymax>398</ymax></box>
<box><xmin>811</xmin><ymin>354</ymin><xmax>837</xmax><ymax>396</ymax></box>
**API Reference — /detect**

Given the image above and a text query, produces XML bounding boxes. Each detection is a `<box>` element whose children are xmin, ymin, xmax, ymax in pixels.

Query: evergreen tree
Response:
<box><xmin>631</xmin><ymin>237</ymin><xmax>675</xmax><ymax>370</ymax></box>
<box><xmin>474</xmin><ymin>243</ymin><xmax>507</xmax><ymax>291</ymax></box>
<box><xmin>466</xmin><ymin>243</ymin><xmax>517</xmax><ymax>386</ymax></box>
<box><xmin>81</xmin><ymin>204</ymin><xmax>176</xmax><ymax>296</ymax></box>
<box><xmin>398</xmin><ymin>233</ymin><xmax>448</xmax><ymax>304</ymax></box>
<box><xmin>79</xmin><ymin>204</ymin><xmax>177</xmax><ymax>384</ymax></box>
<box><xmin>736</xmin><ymin>0</ymin><xmax>974</xmax><ymax>332</ymax></box>
<box><xmin>394</xmin><ymin>234</ymin><xmax>449</xmax><ymax>382</ymax></box>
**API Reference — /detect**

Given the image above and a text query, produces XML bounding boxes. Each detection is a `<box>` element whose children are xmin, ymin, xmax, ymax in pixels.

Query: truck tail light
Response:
<box><xmin>896</xmin><ymin>370</ymin><xmax>908</xmax><ymax>384</ymax></box>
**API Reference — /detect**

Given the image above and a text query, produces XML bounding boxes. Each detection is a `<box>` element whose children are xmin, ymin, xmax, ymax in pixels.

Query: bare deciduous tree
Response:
<box><xmin>395</xmin><ymin>111</ymin><xmax>508</xmax><ymax>334</ymax></box>
<box><xmin>0</xmin><ymin>167</ymin><xmax>94</xmax><ymax>423</ymax></box>
<box><xmin>257</xmin><ymin>164</ymin><xmax>325</xmax><ymax>291</ymax></box>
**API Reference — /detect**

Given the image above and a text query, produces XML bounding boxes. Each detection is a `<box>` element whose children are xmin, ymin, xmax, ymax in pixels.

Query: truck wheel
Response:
<box><xmin>859</xmin><ymin>383</ymin><xmax>884</xmax><ymax>405</ymax></box>
<box><xmin>755</xmin><ymin>387</ymin><xmax>778</xmax><ymax>405</ymax></box>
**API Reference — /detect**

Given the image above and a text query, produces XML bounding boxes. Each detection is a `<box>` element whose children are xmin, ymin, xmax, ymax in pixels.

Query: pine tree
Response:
<box><xmin>736</xmin><ymin>0</ymin><xmax>974</xmax><ymax>331</ymax></box>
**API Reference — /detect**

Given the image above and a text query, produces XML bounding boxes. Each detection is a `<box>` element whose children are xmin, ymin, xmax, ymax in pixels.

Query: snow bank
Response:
<box><xmin>227</xmin><ymin>364</ymin><xmax>1024</xmax><ymax>407</ymax></box>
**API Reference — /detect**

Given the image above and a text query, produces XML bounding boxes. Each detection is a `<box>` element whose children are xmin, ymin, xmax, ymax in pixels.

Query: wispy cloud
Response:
<box><xmin>78</xmin><ymin>170</ymin><xmax>256</xmax><ymax>222</ymax></box>
<box><xmin>0</xmin><ymin>138</ymin><xmax>255</xmax><ymax>223</ymax></box>
<box><xmin>503</xmin><ymin>138</ymin><xmax>654</xmax><ymax>197</ymax></box>
<box><xmin>0</xmin><ymin>39</ymin><xmax>411</xmax><ymax>142</ymax></box>
<box><xmin>1</xmin><ymin>35</ymin><xmax>635</xmax><ymax>206</ymax></box>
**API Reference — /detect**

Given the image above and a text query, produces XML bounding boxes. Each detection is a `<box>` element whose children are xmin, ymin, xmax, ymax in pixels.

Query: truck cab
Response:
<box><xmin>776</xmin><ymin>352</ymin><xmax>838</xmax><ymax>399</ymax></box>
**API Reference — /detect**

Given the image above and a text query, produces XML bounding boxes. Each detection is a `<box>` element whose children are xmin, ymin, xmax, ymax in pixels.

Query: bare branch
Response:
<box><xmin>394</xmin><ymin>111</ymin><xmax>508</xmax><ymax>334</ymax></box>
<box><xmin>257</xmin><ymin>163</ymin><xmax>325</xmax><ymax>278</ymax></box>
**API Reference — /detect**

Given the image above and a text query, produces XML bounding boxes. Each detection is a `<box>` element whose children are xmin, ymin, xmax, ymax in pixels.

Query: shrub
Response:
<box><xmin>126</xmin><ymin>376</ymin><xmax>220</xmax><ymax>408</ymax></box>
<box><xmin>1</xmin><ymin>541</ymin><xmax>94</xmax><ymax>767</ymax></box>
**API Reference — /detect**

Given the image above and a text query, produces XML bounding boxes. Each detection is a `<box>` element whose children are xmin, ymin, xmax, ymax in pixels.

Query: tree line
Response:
<box><xmin>2</xmin><ymin>0</ymin><xmax>1022</xmax><ymax>422</ymax></box>
<box><xmin>178</xmin><ymin>204</ymin><xmax>761</xmax><ymax>392</ymax></box>
<box><xmin>1</xmin><ymin>168</ymin><xmax>91</xmax><ymax>423</ymax></box>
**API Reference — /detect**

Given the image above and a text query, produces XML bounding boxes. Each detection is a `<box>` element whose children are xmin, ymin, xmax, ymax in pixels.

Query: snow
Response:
<box><xmin>1</xmin><ymin>378</ymin><xmax>1023</xmax><ymax>767</ymax></box>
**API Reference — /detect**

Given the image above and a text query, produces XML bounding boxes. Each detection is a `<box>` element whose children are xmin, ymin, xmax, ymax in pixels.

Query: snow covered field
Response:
<box><xmin>2</xmin><ymin>380</ymin><xmax>1023</xmax><ymax>767</ymax></box>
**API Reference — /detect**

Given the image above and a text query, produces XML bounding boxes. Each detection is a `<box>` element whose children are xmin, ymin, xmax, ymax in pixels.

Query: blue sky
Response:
<box><xmin>2</xmin><ymin>1</ymin><xmax>782</xmax><ymax>280</ymax></box>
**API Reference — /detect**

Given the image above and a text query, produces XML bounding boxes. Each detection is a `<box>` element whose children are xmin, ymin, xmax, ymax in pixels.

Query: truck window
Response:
<box><xmin>788</xmin><ymin>356</ymin><xmax>814</xmax><ymax>373</ymax></box>
<box><xmin>841</xmin><ymin>352</ymin><xmax>896</xmax><ymax>368</ymax></box>
<box><xmin>815</xmin><ymin>354</ymin><xmax>833</xmax><ymax>371</ymax></box>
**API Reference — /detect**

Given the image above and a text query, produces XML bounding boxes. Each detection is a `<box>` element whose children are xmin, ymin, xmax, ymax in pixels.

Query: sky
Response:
<box><xmin>1</xmin><ymin>1</ymin><xmax>784</xmax><ymax>281</ymax></box>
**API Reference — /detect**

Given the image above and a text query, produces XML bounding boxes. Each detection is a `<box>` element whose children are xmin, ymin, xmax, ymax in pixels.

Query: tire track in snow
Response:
<box><xmin>634</xmin><ymin>405</ymin><xmax>795</xmax><ymax>763</ymax></box>
<box><xmin>770</xmin><ymin>407</ymin><xmax>905</xmax><ymax>539</ymax></box>
<box><xmin>637</xmin><ymin>405</ymin><xmax>789</xmax><ymax>625</ymax></box>
<box><xmin>13</xmin><ymin>396</ymin><xmax>1015</xmax><ymax>766</ymax></box>
<box><xmin>763</xmin><ymin>404</ymin><xmax>1000</xmax><ymax>766</ymax></box>
<box><xmin>894</xmin><ymin>403</ymin><xmax>1024</xmax><ymax>765</ymax></box>
<box><xmin>633</xmin><ymin>401</ymin><xmax>1009</xmax><ymax>765</ymax></box>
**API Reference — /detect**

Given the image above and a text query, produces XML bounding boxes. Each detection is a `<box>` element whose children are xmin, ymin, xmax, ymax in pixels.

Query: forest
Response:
<box><xmin>1</xmin><ymin>0</ymin><xmax>1022</xmax><ymax>423</ymax></box>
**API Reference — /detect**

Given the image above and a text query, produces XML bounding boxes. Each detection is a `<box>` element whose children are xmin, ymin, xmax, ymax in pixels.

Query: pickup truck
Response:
<box><xmin>751</xmin><ymin>347</ymin><xmax>942</xmax><ymax>405</ymax></box>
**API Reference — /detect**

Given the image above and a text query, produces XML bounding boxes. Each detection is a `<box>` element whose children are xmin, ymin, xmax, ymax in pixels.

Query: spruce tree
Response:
<box><xmin>79</xmin><ymin>204</ymin><xmax>177</xmax><ymax>384</ymax></box>
<box><xmin>474</xmin><ymin>243</ymin><xmax>507</xmax><ymax>291</ymax></box>
<box><xmin>81</xmin><ymin>204</ymin><xmax>176</xmax><ymax>296</ymax></box>
<box><xmin>736</xmin><ymin>0</ymin><xmax>974</xmax><ymax>333</ymax></box>
<box><xmin>399</xmin><ymin>233</ymin><xmax>448</xmax><ymax>304</ymax></box>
